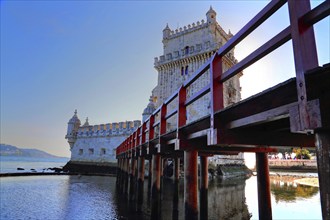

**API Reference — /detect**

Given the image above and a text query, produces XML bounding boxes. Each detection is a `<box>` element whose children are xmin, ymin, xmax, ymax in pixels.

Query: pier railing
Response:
<box><xmin>116</xmin><ymin>0</ymin><xmax>329</xmax><ymax>156</ymax></box>
<box><xmin>116</xmin><ymin>1</ymin><xmax>329</xmax><ymax>219</ymax></box>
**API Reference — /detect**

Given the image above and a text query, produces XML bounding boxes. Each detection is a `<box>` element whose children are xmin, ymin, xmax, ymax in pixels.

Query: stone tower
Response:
<box><xmin>149</xmin><ymin>7</ymin><xmax>244</xmax><ymax>165</ymax></box>
<box><xmin>65</xmin><ymin>110</ymin><xmax>81</xmax><ymax>150</ymax></box>
<box><xmin>152</xmin><ymin>7</ymin><xmax>241</xmax><ymax>124</ymax></box>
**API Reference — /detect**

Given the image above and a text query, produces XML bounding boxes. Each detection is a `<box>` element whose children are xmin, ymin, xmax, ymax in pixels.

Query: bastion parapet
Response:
<box><xmin>77</xmin><ymin>120</ymin><xmax>141</xmax><ymax>138</ymax></box>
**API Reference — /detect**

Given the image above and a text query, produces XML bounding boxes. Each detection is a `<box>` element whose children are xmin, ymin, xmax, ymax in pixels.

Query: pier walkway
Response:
<box><xmin>116</xmin><ymin>1</ymin><xmax>330</xmax><ymax>219</ymax></box>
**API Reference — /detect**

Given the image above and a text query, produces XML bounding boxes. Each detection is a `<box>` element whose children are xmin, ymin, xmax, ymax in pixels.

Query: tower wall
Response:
<box><xmin>152</xmin><ymin>9</ymin><xmax>244</xmax><ymax>165</ymax></box>
<box><xmin>70</xmin><ymin>120</ymin><xmax>141</xmax><ymax>163</ymax></box>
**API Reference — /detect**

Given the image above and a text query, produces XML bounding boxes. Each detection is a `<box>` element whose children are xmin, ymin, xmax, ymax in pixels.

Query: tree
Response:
<box><xmin>293</xmin><ymin>148</ymin><xmax>311</xmax><ymax>159</ymax></box>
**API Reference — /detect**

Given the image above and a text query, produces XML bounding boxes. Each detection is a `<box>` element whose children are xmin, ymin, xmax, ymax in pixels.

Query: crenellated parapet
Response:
<box><xmin>76</xmin><ymin>120</ymin><xmax>141</xmax><ymax>138</ymax></box>
<box><xmin>155</xmin><ymin>19</ymin><xmax>236</xmax><ymax>67</ymax></box>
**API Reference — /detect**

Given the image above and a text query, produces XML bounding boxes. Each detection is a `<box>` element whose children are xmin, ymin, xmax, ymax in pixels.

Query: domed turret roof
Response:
<box><xmin>69</xmin><ymin>110</ymin><xmax>81</xmax><ymax>125</ymax></box>
<box><xmin>163</xmin><ymin>23</ymin><xmax>171</xmax><ymax>31</ymax></box>
<box><xmin>206</xmin><ymin>6</ymin><xmax>216</xmax><ymax>15</ymax></box>
<box><xmin>143</xmin><ymin>97</ymin><xmax>156</xmax><ymax>115</ymax></box>
<box><xmin>83</xmin><ymin>117</ymin><xmax>89</xmax><ymax>127</ymax></box>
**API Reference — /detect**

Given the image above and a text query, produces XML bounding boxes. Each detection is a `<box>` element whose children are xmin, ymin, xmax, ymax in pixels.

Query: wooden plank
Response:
<box><xmin>183</xmin><ymin>60</ymin><xmax>210</xmax><ymax>87</ymax></box>
<box><xmin>301</xmin><ymin>0</ymin><xmax>330</xmax><ymax>26</ymax></box>
<box><xmin>288</xmin><ymin>0</ymin><xmax>319</xmax><ymax>132</ymax></box>
<box><xmin>213</xmin><ymin>129</ymin><xmax>315</xmax><ymax>147</ymax></box>
<box><xmin>217</xmin><ymin>0</ymin><xmax>286</xmax><ymax>57</ymax></box>
<box><xmin>165</xmin><ymin>108</ymin><xmax>177</xmax><ymax>120</ymax></box>
<box><xmin>220</xmin><ymin>27</ymin><xmax>291</xmax><ymax>82</ymax></box>
<box><xmin>226</xmin><ymin>102</ymin><xmax>295</xmax><ymax>129</ymax></box>
<box><xmin>185</xmin><ymin>84</ymin><xmax>210</xmax><ymax>106</ymax></box>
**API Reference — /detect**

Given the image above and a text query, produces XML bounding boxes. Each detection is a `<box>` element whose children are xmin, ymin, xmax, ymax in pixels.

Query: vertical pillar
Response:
<box><xmin>172</xmin><ymin>157</ymin><xmax>180</xmax><ymax>220</ymax></box>
<box><xmin>315</xmin><ymin>130</ymin><xmax>330</xmax><ymax>220</ymax></box>
<box><xmin>116</xmin><ymin>158</ymin><xmax>121</xmax><ymax>185</ymax></box>
<box><xmin>184</xmin><ymin>150</ymin><xmax>198</xmax><ymax>220</ymax></box>
<box><xmin>137</xmin><ymin>156</ymin><xmax>145</xmax><ymax>212</ymax></box>
<box><xmin>124</xmin><ymin>158</ymin><xmax>130</xmax><ymax>195</ymax></box>
<box><xmin>174</xmin><ymin>157</ymin><xmax>180</xmax><ymax>182</ymax></box>
<box><xmin>151</xmin><ymin>154</ymin><xmax>161</xmax><ymax>219</ymax></box>
<box><xmin>129</xmin><ymin>157</ymin><xmax>137</xmax><ymax>201</ymax></box>
<box><xmin>256</xmin><ymin>152</ymin><xmax>272</xmax><ymax>220</ymax></box>
<box><xmin>148</xmin><ymin>158</ymin><xmax>152</xmax><ymax>190</ymax></box>
<box><xmin>200</xmin><ymin>155</ymin><xmax>208</xmax><ymax>220</ymax></box>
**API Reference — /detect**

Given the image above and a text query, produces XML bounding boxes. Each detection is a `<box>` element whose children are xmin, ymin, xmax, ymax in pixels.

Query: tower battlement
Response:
<box><xmin>155</xmin><ymin>8</ymin><xmax>235</xmax><ymax>67</ymax></box>
<box><xmin>77</xmin><ymin>120</ymin><xmax>141</xmax><ymax>138</ymax></box>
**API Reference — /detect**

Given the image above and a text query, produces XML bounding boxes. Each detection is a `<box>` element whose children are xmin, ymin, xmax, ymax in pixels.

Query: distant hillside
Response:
<box><xmin>0</xmin><ymin>144</ymin><xmax>67</xmax><ymax>159</ymax></box>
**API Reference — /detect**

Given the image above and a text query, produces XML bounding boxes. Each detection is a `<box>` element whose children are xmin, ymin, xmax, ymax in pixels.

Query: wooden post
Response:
<box><xmin>315</xmin><ymin>130</ymin><xmax>330</xmax><ymax>220</ymax></box>
<box><xmin>124</xmin><ymin>158</ymin><xmax>130</xmax><ymax>195</ymax></box>
<box><xmin>200</xmin><ymin>155</ymin><xmax>208</xmax><ymax>220</ymax></box>
<box><xmin>172</xmin><ymin>157</ymin><xmax>180</xmax><ymax>220</ymax></box>
<box><xmin>288</xmin><ymin>0</ymin><xmax>318</xmax><ymax>132</ymax></box>
<box><xmin>116</xmin><ymin>158</ymin><xmax>121</xmax><ymax>185</ymax></box>
<box><xmin>174</xmin><ymin>157</ymin><xmax>180</xmax><ymax>182</ymax></box>
<box><xmin>148</xmin><ymin>158</ymin><xmax>152</xmax><ymax>189</ymax></box>
<box><xmin>137</xmin><ymin>156</ymin><xmax>145</xmax><ymax>212</ymax></box>
<box><xmin>151</xmin><ymin>154</ymin><xmax>161</xmax><ymax>219</ymax></box>
<box><xmin>129</xmin><ymin>157</ymin><xmax>137</xmax><ymax>201</ymax></box>
<box><xmin>256</xmin><ymin>152</ymin><xmax>272</xmax><ymax>220</ymax></box>
<box><xmin>184</xmin><ymin>150</ymin><xmax>198</xmax><ymax>220</ymax></box>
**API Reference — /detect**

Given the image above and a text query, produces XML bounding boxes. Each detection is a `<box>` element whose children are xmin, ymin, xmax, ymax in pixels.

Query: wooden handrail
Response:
<box><xmin>116</xmin><ymin>0</ymin><xmax>329</xmax><ymax>157</ymax></box>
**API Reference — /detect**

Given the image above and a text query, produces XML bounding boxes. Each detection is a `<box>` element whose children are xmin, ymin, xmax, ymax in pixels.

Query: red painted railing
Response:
<box><xmin>116</xmin><ymin>0</ymin><xmax>329</xmax><ymax>157</ymax></box>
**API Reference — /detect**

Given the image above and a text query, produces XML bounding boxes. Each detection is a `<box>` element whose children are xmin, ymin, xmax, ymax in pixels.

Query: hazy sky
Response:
<box><xmin>1</xmin><ymin>1</ymin><xmax>329</xmax><ymax>157</ymax></box>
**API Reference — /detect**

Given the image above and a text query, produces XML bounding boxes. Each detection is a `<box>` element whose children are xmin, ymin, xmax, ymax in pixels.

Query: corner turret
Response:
<box><xmin>206</xmin><ymin>6</ymin><xmax>217</xmax><ymax>24</ymax></box>
<box><xmin>65</xmin><ymin>110</ymin><xmax>81</xmax><ymax>150</ymax></box>
<box><xmin>163</xmin><ymin>24</ymin><xmax>171</xmax><ymax>39</ymax></box>
<box><xmin>142</xmin><ymin>96</ymin><xmax>156</xmax><ymax>122</ymax></box>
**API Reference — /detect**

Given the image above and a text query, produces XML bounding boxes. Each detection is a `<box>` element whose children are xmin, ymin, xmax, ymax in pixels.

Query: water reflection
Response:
<box><xmin>270</xmin><ymin>178</ymin><xmax>319</xmax><ymax>203</ymax></box>
<box><xmin>207</xmin><ymin>178</ymin><xmax>251</xmax><ymax>220</ymax></box>
<box><xmin>115</xmin><ymin>176</ymin><xmax>250</xmax><ymax>220</ymax></box>
<box><xmin>0</xmin><ymin>175</ymin><xmax>321</xmax><ymax>220</ymax></box>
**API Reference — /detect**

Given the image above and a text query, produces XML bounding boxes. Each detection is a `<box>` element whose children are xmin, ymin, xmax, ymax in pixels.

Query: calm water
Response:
<box><xmin>0</xmin><ymin>156</ymin><xmax>69</xmax><ymax>173</ymax></box>
<box><xmin>0</xmin><ymin>174</ymin><xmax>322</xmax><ymax>220</ymax></box>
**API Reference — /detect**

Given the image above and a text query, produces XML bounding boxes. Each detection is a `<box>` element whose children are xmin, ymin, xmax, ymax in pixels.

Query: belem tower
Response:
<box><xmin>65</xmin><ymin>7</ymin><xmax>246</xmax><ymax>173</ymax></box>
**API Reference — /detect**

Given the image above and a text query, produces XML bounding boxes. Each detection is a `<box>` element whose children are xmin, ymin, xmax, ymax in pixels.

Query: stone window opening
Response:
<box><xmin>88</xmin><ymin>148</ymin><xmax>94</xmax><ymax>155</ymax></box>
<box><xmin>101</xmin><ymin>148</ymin><xmax>106</xmax><ymax>155</ymax></box>
<box><xmin>185</xmin><ymin>65</ymin><xmax>189</xmax><ymax>75</ymax></box>
<box><xmin>79</xmin><ymin>149</ymin><xmax>83</xmax><ymax>155</ymax></box>
<box><xmin>185</xmin><ymin>46</ymin><xmax>189</xmax><ymax>55</ymax></box>
<box><xmin>181</xmin><ymin>66</ymin><xmax>184</xmax><ymax>76</ymax></box>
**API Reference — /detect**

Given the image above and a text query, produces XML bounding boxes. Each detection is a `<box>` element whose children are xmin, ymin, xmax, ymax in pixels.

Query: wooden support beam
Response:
<box><xmin>184</xmin><ymin>150</ymin><xmax>198</xmax><ymax>220</ymax></box>
<box><xmin>129</xmin><ymin>158</ymin><xmax>136</xmax><ymax>201</ymax></box>
<box><xmin>200</xmin><ymin>155</ymin><xmax>208</xmax><ymax>220</ymax></box>
<box><xmin>174</xmin><ymin>157</ymin><xmax>180</xmax><ymax>181</ymax></box>
<box><xmin>256</xmin><ymin>152</ymin><xmax>272</xmax><ymax>219</ymax></box>
<box><xmin>288</xmin><ymin>0</ymin><xmax>319</xmax><ymax>132</ymax></box>
<box><xmin>315</xmin><ymin>130</ymin><xmax>330</xmax><ymax>220</ymax></box>
<box><xmin>137</xmin><ymin>156</ymin><xmax>145</xmax><ymax>212</ymax></box>
<box><xmin>151</xmin><ymin>154</ymin><xmax>161</xmax><ymax>219</ymax></box>
<box><xmin>124</xmin><ymin>158</ymin><xmax>129</xmax><ymax>195</ymax></box>
<box><xmin>211</xmin><ymin>129</ymin><xmax>315</xmax><ymax>147</ymax></box>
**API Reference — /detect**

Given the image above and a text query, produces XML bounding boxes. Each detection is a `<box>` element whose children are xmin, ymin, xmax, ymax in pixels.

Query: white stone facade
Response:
<box><xmin>147</xmin><ymin>7</ymin><xmax>244</xmax><ymax>165</ymax></box>
<box><xmin>66</xmin><ymin>111</ymin><xmax>141</xmax><ymax>163</ymax></box>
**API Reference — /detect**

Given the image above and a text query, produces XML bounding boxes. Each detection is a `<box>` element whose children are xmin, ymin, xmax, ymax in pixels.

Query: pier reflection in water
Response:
<box><xmin>0</xmin><ymin>175</ymin><xmax>322</xmax><ymax>220</ymax></box>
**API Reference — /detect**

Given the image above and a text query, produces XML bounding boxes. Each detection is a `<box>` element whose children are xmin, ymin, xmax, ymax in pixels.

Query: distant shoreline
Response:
<box><xmin>0</xmin><ymin>172</ymin><xmax>116</xmax><ymax>178</ymax></box>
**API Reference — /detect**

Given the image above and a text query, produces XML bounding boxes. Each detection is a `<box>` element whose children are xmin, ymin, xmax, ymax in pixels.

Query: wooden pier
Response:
<box><xmin>116</xmin><ymin>0</ymin><xmax>330</xmax><ymax>219</ymax></box>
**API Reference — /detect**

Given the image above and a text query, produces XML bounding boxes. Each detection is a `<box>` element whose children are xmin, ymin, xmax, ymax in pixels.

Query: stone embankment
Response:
<box><xmin>268</xmin><ymin>159</ymin><xmax>317</xmax><ymax>171</ymax></box>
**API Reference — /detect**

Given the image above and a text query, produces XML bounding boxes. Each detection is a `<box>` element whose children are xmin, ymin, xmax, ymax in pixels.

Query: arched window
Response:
<box><xmin>185</xmin><ymin>65</ymin><xmax>189</xmax><ymax>75</ymax></box>
<box><xmin>185</xmin><ymin>46</ymin><xmax>189</xmax><ymax>55</ymax></box>
<box><xmin>181</xmin><ymin>66</ymin><xmax>184</xmax><ymax>76</ymax></box>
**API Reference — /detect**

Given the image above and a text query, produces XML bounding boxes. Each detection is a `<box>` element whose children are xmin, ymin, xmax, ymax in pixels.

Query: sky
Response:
<box><xmin>1</xmin><ymin>1</ymin><xmax>329</xmax><ymax>157</ymax></box>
